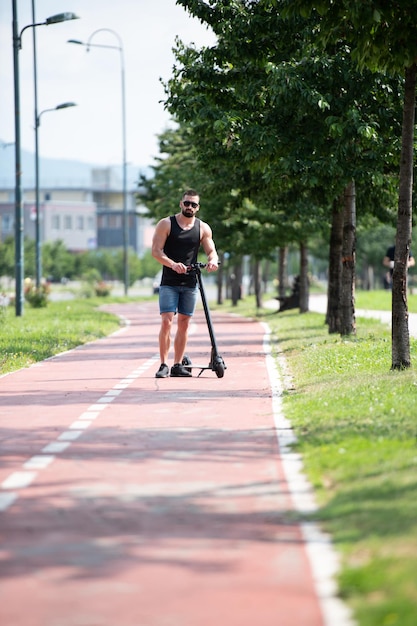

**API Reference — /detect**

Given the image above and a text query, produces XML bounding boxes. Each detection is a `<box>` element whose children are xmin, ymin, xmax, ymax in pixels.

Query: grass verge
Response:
<box><xmin>0</xmin><ymin>298</ymin><xmax>122</xmax><ymax>375</ymax></box>
<box><xmin>212</xmin><ymin>295</ymin><xmax>417</xmax><ymax>626</ymax></box>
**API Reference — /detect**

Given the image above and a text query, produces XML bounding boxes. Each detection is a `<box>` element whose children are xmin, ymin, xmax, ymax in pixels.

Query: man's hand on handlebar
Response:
<box><xmin>206</xmin><ymin>260</ymin><xmax>218</xmax><ymax>273</ymax></box>
<box><xmin>172</xmin><ymin>261</ymin><xmax>188</xmax><ymax>274</ymax></box>
<box><xmin>187</xmin><ymin>261</ymin><xmax>220</xmax><ymax>273</ymax></box>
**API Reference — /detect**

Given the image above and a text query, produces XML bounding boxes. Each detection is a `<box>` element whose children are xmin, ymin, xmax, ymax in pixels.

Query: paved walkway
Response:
<box><xmin>0</xmin><ymin>301</ymin><xmax>353</xmax><ymax>626</ymax></box>
<box><xmin>307</xmin><ymin>294</ymin><xmax>417</xmax><ymax>337</ymax></box>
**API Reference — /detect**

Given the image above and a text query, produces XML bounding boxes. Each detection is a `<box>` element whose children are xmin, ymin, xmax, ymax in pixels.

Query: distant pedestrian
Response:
<box><xmin>382</xmin><ymin>245</ymin><xmax>415</xmax><ymax>289</ymax></box>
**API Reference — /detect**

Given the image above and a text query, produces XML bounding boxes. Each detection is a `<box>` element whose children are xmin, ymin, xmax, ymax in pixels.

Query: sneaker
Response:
<box><xmin>155</xmin><ymin>363</ymin><xmax>169</xmax><ymax>378</ymax></box>
<box><xmin>170</xmin><ymin>363</ymin><xmax>192</xmax><ymax>377</ymax></box>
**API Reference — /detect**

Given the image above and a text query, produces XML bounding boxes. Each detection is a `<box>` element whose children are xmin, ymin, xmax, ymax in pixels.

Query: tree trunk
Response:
<box><xmin>253</xmin><ymin>259</ymin><xmax>262</xmax><ymax>309</ymax></box>
<box><xmin>340</xmin><ymin>180</ymin><xmax>356</xmax><ymax>336</ymax></box>
<box><xmin>391</xmin><ymin>63</ymin><xmax>416</xmax><ymax>369</ymax></box>
<box><xmin>278</xmin><ymin>246</ymin><xmax>288</xmax><ymax>301</ymax></box>
<box><xmin>230</xmin><ymin>260</ymin><xmax>242</xmax><ymax>306</ymax></box>
<box><xmin>327</xmin><ymin>198</ymin><xmax>344</xmax><ymax>333</ymax></box>
<box><xmin>217</xmin><ymin>251</ymin><xmax>224</xmax><ymax>305</ymax></box>
<box><xmin>262</xmin><ymin>259</ymin><xmax>270</xmax><ymax>294</ymax></box>
<box><xmin>299</xmin><ymin>241</ymin><xmax>309</xmax><ymax>313</ymax></box>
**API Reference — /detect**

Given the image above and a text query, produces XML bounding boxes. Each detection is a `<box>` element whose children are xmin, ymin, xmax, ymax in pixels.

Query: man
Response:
<box><xmin>383</xmin><ymin>244</ymin><xmax>415</xmax><ymax>288</ymax></box>
<box><xmin>152</xmin><ymin>189</ymin><xmax>219</xmax><ymax>378</ymax></box>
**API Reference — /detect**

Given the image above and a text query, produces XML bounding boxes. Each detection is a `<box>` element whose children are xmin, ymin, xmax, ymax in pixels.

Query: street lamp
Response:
<box><xmin>11</xmin><ymin>2</ymin><xmax>79</xmax><ymax>316</ymax></box>
<box><xmin>35</xmin><ymin>102</ymin><xmax>77</xmax><ymax>287</ymax></box>
<box><xmin>68</xmin><ymin>29</ymin><xmax>129</xmax><ymax>295</ymax></box>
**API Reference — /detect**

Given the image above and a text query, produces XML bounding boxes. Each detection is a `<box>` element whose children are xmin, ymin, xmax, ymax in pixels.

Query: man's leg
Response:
<box><xmin>159</xmin><ymin>312</ymin><xmax>174</xmax><ymax>364</ymax></box>
<box><xmin>173</xmin><ymin>313</ymin><xmax>191</xmax><ymax>364</ymax></box>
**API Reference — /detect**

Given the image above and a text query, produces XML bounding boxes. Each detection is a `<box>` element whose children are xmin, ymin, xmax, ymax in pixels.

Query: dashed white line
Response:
<box><xmin>0</xmin><ymin>349</ymin><xmax>159</xmax><ymax>512</ymax></box>
<box><xmin>42</xmin><ymin>441</ymin><xmax>71</xmax><ymax>454</ymax></box>
<box><xmin>79</xmin><ymin>411</ymin><xmax>100</xmax><ymax>420</ymax></box>
<box><xmin>2</xmin><ymin>471</ymin><xmax>37</xmax><ymax>490</ymax></box>
<box><xmin>69</xmin><ymin>420</ymin><xmax>92</xmax><ymax>430</ymax></box>
<box><xmin>89</xmin><ymin>404</ymin><xmax>108</xmax><ymax>412</ymax></box>
<box><xmin>58</xmin><ymin>430</ymin><xmax>83</xmax><ymax>441</ymax></box>
<box><xmin>24</xmin><ymin>455</ymin><xmax>55</xmax><ymax>470</ymax></box>
<box><xmin>0</xmin><ymin>492</ymin><xmax>17</xmax><ymax>511</ymax></box>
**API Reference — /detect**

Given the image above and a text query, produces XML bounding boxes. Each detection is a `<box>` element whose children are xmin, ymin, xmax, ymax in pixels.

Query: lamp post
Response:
<box><xmin>11</xmin><ymin>4</ymin><xmax>79</xmax><ymax>316</ymax></box>
<box><xmin>35</xmin><ymin>102</ymin><xmax>77</xmax><ymax>287</ymax></box>
<box><xmin>30</xmin><ymin>5</ymin><xmax>80</xmax><ymax>289</ymax></box>
<box><xmin>68</xmin><ymin>30</ymin><xmax>129</xmax><ymax>295</ymax></box>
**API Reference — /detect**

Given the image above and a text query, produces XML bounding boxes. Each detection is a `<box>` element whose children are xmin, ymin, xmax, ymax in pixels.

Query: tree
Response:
<box><xmin>286</xmin><ymin>0</ymin><xmax>417</xmax><ymax>366</ymax></box>
<box><xmin>167</xmin><ymin>0</ymin><xmax>403</xmax><ymax>327</ymax></box>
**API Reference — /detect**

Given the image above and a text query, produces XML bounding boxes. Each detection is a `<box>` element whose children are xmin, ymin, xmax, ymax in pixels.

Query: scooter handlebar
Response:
<box><xmin>187</xmin><ymin>261</ymin><xmax>221</xmax><ymax>272</ymax></box>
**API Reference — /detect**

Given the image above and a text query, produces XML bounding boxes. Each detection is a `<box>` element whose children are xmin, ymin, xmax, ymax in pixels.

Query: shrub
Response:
<box><xmin>94</xmin><ymin>281</ymin><xmax>112</xmax><ymax>297</ymax></box>
<box><xmin>24</xmin><ymin>278</ymin><xmax>50</xmax><ymax>308</ymax></box>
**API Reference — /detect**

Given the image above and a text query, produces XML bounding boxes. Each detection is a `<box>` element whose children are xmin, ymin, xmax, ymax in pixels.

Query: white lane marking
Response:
<box><xmin>2</xmin><ymin>472</ymin><xmax>37</xmax><ymax>489</ymax></box>
<box><xmin>58</xmin><ymin>430</ymin><xmax>83</xmax><ymax>441</ymax></box>
<box><xmin>0</xmin><ymin>492</ymin><xmax>17</xmax><ymax>511</ymax></box>
<box><xmin>79</xmin><ymin>411</ymin><xmax>100</xmax><ymax>420</ymax></box>
<box><xmin>69</xmin><ymin>420</ymin><xmax>92</xmax><ymax>430</ymax></box>
<box><xmin>42</xmin><ymin>441</ymin><xmax>71</xmax><ymax>454</ymax></box>
<box><xmin>262</xmin><ymin>323</ymin><xmax>355</xmax><ymax>626</ymax></box>
<box><xmin>88</xmin><ymin>404</ymin><xmax>108</xmax><ymax>412</ymax></box>
<box><xmin>0</xmin><ymin>343</ymin><xmax>159</xmax><ymax>511</ymax></box>
<box><xmin>24</xmin><ymin>455</ymin><xmax>55</xmax><ymax>470</ymax></box>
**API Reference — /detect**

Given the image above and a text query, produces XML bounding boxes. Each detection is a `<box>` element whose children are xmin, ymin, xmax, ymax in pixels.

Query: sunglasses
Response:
<box><xmin>183</xmin><ymin>201</ymin><xmax>199</xmax><ymax>209</ymax></box>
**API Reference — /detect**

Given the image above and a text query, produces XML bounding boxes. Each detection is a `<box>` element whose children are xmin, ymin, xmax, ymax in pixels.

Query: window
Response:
<box><xmin>108</xmin><ymin>214</ymin><xmax>122</xmax><ymax>228</ymax></box>
<box><xmin>2</xmin><ymin>214</ymin><xmax>13</xmax><ymax>234</ymax></box>
<box><xmin>51</xmin><ymin>215</ymin><xmax>60</xmax><ymax>230</ymax></box>
<box><xmin>87</xmin><ymin>216</ymin><xmax>95</xmax><ymax>230</ymax></box>
<box><xmin>77</xmin><ymin>215</ymin><xmax>84</xmax><ymax>230</ymax></box>
<box><xmin>64</xmin><ymin>215</ymin><xmax>72</xmax><ymax>230</ymax></box>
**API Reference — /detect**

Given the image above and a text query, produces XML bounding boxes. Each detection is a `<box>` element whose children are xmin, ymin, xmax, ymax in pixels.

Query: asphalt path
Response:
<box><xmin>0</xmin><ymin>300</ymin><xmax>354</xmax><ymax>626</ymax></box>
<box><xmin>307</xmin><ymin>294</ymin><xmax>417</xmax><ymax>337</ymax></box>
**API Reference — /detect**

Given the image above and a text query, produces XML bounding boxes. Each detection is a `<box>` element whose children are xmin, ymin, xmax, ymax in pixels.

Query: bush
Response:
<box><xmin>94</xmin><ymin>281</ymin><xmax>112</xmax><ymax>297</ymax></box>
<box><xmin>24</xmin><ymin>278</ymin><xmax>50</xmax><ymax>308</ymax></box>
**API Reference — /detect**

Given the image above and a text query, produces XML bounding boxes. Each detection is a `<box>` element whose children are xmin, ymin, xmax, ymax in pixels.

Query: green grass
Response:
<box><xmin>212</xmin><ymin>295</ymin><xmax>417</xmax><ymax>626</ymax></box>
<box><xmin>0</xmin><ymin>298</ymin><xmax>122</xmax><ymax>374</ymax></box>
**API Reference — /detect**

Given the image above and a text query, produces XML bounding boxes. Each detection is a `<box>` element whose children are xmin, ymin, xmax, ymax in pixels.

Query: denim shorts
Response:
<box><xmin>159</xmin><ymin>285</ymin><xmax>198</xmax><ymax>316</ymax></box>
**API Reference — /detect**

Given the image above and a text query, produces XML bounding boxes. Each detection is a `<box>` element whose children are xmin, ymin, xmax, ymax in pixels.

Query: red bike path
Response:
<box><xmin>0</xmin><ymin>301</ymin><xmax>353</xmax><ymax>626</ymax></box>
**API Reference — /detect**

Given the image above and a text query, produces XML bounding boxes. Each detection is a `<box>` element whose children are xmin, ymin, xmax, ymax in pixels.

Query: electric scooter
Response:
<box><xmin>182</xmin><ymin>262</ymin><xmax>227</xmax><ymax>378</ymax></box>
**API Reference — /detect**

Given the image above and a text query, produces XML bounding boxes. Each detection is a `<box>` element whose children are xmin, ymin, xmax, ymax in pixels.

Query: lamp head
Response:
<box><xmin>56</xmin><ymin>102</ymin><xmax>77</xmax><ymax>110</ymax></box>
<box><xmin>67</xmin><ymin>38</ymin><xmax>84</xmax><ymax>45</ymax></box>
<box><xmin>46</xmin><ymin>12</ymin><xmax>79</xmax><ymax>25</ymax></box>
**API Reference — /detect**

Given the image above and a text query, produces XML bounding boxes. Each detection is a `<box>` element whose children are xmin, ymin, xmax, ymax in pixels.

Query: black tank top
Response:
<box><xmin>161</xmin><ymin>216</ymin><xmax>201</xmax><ymax>287</ymax></box>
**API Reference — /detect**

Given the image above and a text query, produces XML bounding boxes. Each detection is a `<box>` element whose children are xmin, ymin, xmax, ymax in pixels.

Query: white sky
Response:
<box><xmin>0</xmin><ymin>0</ymin><xmax>215</xmax><ymax>169</ymax></box>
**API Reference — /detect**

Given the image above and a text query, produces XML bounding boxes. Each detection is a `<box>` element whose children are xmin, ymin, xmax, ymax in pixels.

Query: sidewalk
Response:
<box><xmin>308</xmin><ymin>294</ymin><xmax>417</xmax><ymax>337</ymax></box>
<box><xmin>0</xmin><ymin>301</ymin><xmax>354</xmax><ymax>626</ymax></box>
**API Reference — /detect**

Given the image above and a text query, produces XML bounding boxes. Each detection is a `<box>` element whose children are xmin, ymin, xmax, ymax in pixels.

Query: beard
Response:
<box><xmin>181</xmin><ymin>208</ymin><xmax>194</xmax><ymax>218</ymax></box>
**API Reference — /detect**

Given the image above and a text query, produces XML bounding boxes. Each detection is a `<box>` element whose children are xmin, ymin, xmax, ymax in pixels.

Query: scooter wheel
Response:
<box><xmin>182</xmin><ymin>355</ymin><xmax>192</xmax><ymax>373</ymax></box>
<box><xmin>214</xmin><ymin>359</ymin><xmax>225</xmax><ymax>379</ymax></box>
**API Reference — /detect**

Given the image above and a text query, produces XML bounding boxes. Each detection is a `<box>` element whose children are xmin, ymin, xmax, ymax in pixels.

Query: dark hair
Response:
<box><xmin>182</xmin><ymin>189</ymin><xmax>199</xmax><ymax>199</ymax></box>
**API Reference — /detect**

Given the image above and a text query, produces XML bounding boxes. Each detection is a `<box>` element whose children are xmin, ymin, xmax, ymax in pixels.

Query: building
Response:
<box><xmin>0</xmin><ymin>163</ymin><xmax>154</xmax><ymax>256</ymax></box>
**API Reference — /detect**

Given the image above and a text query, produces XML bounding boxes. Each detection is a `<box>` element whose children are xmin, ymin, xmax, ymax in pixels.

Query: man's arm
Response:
<box><xmin>151</xmin><ymin>218</ymin><xmax>188</xmax><ymax>274</ymax></box>
<box><xmin>201</xmin><ymin>222</ymin><xmax>219</xmax><ymax>272</ymax></box>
